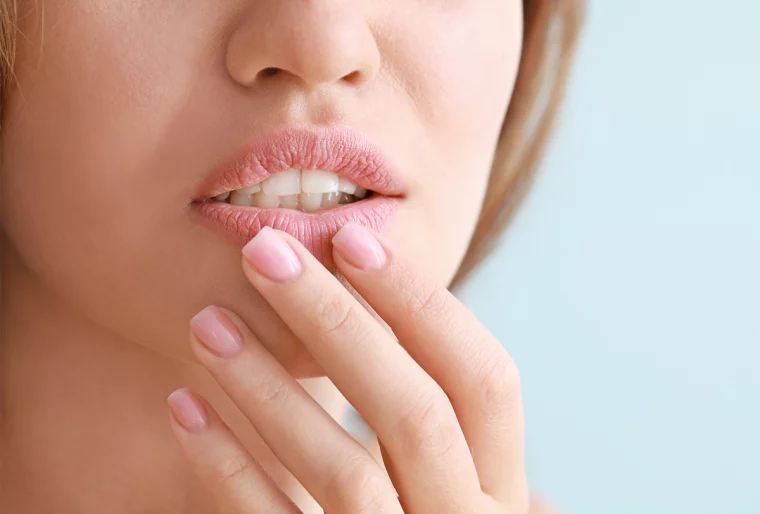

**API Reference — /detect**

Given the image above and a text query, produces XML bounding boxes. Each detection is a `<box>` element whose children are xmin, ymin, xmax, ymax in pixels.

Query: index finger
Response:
<box><xmin>240</xmin><ymin>227</ymin><xmax>482</xmax><ymax>512</ymax></box>
<box><xmin>332</xmin><ymin>222</ymin><xmax>526</xmax><ymax>505</ymax></box>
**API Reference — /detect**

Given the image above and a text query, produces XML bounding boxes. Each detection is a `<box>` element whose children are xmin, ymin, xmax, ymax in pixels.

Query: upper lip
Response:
<box><xmin>195</xmin><ymin>126</ymin><xmax>406</xmax><ymax>201</ymax></box>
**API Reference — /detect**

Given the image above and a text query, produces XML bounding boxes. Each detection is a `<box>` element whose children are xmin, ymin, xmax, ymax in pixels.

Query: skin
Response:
<box><xmin>170</xmin><ymin>225</ymin><xmax>529</xmax><ymax>513</ymax></box>
<box><xmin>0</xmin><ymin>0</ymin><xmax>539</xmax><ymax>512</ymax></box>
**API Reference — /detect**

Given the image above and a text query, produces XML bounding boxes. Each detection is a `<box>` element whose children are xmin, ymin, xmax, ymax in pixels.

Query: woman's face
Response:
<box><xmin>1</xmin><ymin>0</ymin><xmax>522</xmax><ymax>376</ymax></box>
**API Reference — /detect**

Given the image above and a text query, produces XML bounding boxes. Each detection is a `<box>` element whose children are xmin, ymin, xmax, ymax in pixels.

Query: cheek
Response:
<box><xmin>383</xmin><ymin>2</ymin><xmax>523</xmax><ymax>283</ymax></box>
<box><xmin>0</xmin><ymin>3</ymin><xmax>237</xmax><ymax>359</ymax></box>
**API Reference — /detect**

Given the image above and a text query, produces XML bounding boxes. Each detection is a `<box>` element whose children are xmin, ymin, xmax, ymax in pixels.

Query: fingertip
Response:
<box><xmin>167</xmin><ymin>388</ymin><xmax>210</xmax><ymax>434</ymax></box>
<box><xmin>242</xmin><ymin>227</ymin><xmax>304</xmax><ymax>283</ymax></box>
<box><xmin>332</xmin><ymin>222</ymin><xmax>388</xmax><ymax>272</ymax></box>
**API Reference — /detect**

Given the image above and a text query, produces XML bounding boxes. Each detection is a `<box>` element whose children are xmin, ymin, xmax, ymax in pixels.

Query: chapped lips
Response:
<box><xmin>190</xmin><ymin>127</ymin><xmax>405</xmax><ymax>262</ymax></box>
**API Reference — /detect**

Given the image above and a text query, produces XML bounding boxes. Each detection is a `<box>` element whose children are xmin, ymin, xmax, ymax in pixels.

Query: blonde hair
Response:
<box><xmin>452</xmin><ymin>0</ymin><xmax>585</xmax><ymax>287</ymax></box>
<box><xmin>0</xmin><ymin>2</ymin><xmax>16</xmax><ymax>107</ymax></box>
<box><xmin>0</xmin><ymin>0</ymin><xmax>585</xmax><ymax>288</ymax></box>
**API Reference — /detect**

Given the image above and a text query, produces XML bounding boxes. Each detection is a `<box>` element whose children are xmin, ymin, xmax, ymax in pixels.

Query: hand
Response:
<box><xmin>167</xmin><ymin>223</ymin><xmax>527</xmax><ymax>513</ymax></box>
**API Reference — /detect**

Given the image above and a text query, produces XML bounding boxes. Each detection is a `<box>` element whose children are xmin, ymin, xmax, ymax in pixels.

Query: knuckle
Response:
<box><xmin>408</xmin><ymin>282</ymin><xmax>448</xmax><ymax>321</ymax></box>
<box><xmin>399</xmin><ymin>389</ymin><xmax>461</xmax><ymax>459</ymax></box>
<box><xmin>248</xmin><ymin>371</ymin><xmax>291</xmax><ymax>408</ymax></box>
<box><xmin>395</xmin><ymin>267</ymin><xmax>446</xmax><ymax>319</ymax></box>
<box><xmin>215</xmin><ymin>453</ymin><xmax>258</xmax><ymax>489</ymax></box>
<box><xmin>315</xmin><ymin>295</ymin><xmax>360</xmax><ymax>336</ymax></box>
<box><xmin>326</xmin><ymin>455</ymin><xmax>391</xmax><ymax>512</ymax></box>
<box><xmin>354</xmin><ymin>486</ymin><xmax>392</xmax><ymax>514</ymax></box>
<box><xmin>476</xmin><ymin>350</ymin><xmax>522</xmax><ymax>411</ymax></box>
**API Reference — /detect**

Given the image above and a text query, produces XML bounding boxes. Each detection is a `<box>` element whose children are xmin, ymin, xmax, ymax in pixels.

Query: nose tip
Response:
<box><xmin>225</xmin><ymin>2</ymin><xmax>380</xmax><ymax>90</ymax></box>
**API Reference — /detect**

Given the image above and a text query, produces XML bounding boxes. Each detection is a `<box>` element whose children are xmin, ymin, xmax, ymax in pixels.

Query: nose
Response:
<box><xmin>226</xmin><ymin>1</ymin><xmax>381</xmax><ymax>90</ymax></box>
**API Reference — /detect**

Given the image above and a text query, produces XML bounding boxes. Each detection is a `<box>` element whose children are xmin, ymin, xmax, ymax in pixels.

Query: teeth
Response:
<box><xmin>229</xmin><ymin>190</ymin><xmax>253</xmax><ymax>206</ymax></box>
<box><xmin>280</xmin><ymin>194</ymin><xmax>300</xmax><ymax>209</ymax></box>
<box><xmin>338</xmin><ymin>177</ymin><xmax>357</xmax><ymax>195</ymax></box>
<box><xmin>213</xmin><ymin>169</ymin><xmax>371</xmax><ymax>210</ymax></box>
<box><xmin>262</xmin><ymin>168</ymin><xmax>301</xmax><ymax>196</ymax></box>
<box><xmin>300</xmin><ymin>193</ymin><xmax>323</xmax><ymax>212</ymax></box>
<box><xmin>322</xmin><ymin>192</ymin><xmax>341</xmax><ymax>207</ymax></box>
<box><xmin>302</xmin><ymin>170</ymin><xmax>339</xmax><ymax>194</ymax></box>
<box><xmin>239</xmin><ymin>184</ymin><xmax>261</xmax><ymax>195</ymax></box>
<box><xmin>252</xmin><ymin>192</ymin><xmax>280</xmax><ymax>209</ymax></box>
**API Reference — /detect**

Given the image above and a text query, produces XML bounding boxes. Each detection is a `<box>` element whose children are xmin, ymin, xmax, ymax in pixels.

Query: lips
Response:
<box><xmin>190</xmin><ymin>127</ymin><xmax>405</xmax><ymax>262</ymax></box>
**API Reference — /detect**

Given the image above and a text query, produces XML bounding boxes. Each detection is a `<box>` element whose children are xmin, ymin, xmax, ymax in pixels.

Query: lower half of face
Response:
<box><xmin>0</xmin><ymin>0</ymin><xmax>522</xmax><ymax>377</ymax></box>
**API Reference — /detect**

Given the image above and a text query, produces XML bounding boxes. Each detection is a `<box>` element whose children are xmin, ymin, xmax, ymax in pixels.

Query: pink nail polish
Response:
<box><xmin>242</xmin><ymin>227</ymin><xmax>303</xmax><ymax>282</ymax></box>
<box><xmin>167</xmin><ymin>388</ymin><xmax>209</xmax><ymax>433</ymax></box>
<box><xmin>332</xmin><ymin>222</ymin><xmax>387</xmax><ymax>271</ymax></box>
<box><xmin>191</xmin><ymin>306</ymin><xmax>243</xmax><ymax>359</ymax></box>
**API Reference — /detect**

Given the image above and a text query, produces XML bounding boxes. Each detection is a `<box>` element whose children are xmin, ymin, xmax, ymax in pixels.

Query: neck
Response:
<box><xmin>0</xmin><ymin>243</ymin><xmax>347</xmax><ymax>514</ymax></box>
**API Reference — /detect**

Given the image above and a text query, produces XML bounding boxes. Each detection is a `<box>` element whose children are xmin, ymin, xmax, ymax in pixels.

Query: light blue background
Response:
<box><xmin>457</xmin><ymin>2</ymin><xmax>760</xmax><ymax>513</ymax></box>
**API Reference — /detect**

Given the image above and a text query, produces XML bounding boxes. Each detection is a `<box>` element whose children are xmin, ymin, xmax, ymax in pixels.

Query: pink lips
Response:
<box><xmin>191</xmin><ymin>127</ymin><xmax>405</xmax><ymax>262</ymax></box>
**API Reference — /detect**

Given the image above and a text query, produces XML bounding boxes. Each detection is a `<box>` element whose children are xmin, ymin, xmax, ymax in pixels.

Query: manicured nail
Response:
<box><xmin>191</xmin><ymin>306</ymin><xmax>243</xmax><ymax>359</ymax></box>
<box><xmin>332</xmin><ymin>223</ymin><xmax>387</xmax><ymax>271</ymax></box>
<box><xmin>167</xmin><ymin>388</ymin><xmax>209</xmax><ymax>433</ymax></box>
<box><xmin>242</xmin><ymin>227</ymin><xmax>303</xmax><ymax>282</ymax></box>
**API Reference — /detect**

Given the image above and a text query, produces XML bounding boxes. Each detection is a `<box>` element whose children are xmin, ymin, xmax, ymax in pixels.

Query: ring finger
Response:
<box><xmin>187</xmin><ymin>305</ymin><xmax>402</xmax><ymax>513</ymax></box>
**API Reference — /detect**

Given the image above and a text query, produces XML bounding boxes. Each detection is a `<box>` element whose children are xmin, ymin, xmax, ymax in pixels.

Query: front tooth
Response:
<box><xmin>262</xmin><ymin>168</ymin><xmax>301</xmax><ymax>196</ymax></box>
<box><xmin>240</xmin><ymin>184</ymin><xmax>261</xmax><ymax>195</ymax></box>
<box><xmin>252</xmin><ymin>192</ymin><xmax>280</xmax><ymax>208</ymax></box>
<box><xmin>302</xmin><ymin>170</ymin><xmax>339</xmax><ymax>193</ymax></box>
<box><xmin>280</xmin><ymin>195</ymin><xmax>299</xmax><ymax>209</ymax></box>
<box><xmin>300</xmin><ymin>193</ymin><xmax>323</xmax><ymax>212</ymax></box>
<box><xmin>339</xmin><ymin>193</ymin><xmax>353</xmax><ymax>204</ymax></box>
<box><xmin>338</xmin><ymin>178</ymin><xmax>357</xmax><ymax>195</ymax></box>
<box><xmin>214</xmin><ymin>191</ymin><xmax>231</xmax><ymax>202</ymax></box>
<box><xmin>229</xmin><ymin>190</ymin><xmax>253</xmax><ymax>206</ymax></box>
<box><xmin>354</xmin><ymin>187</ymin><xmax>367</xmax><ymax>199</ymax></box>
<box><xmin>322</xmin><ymin>192</ymin><xmax>341</xmax><ymax>207</ymax></box>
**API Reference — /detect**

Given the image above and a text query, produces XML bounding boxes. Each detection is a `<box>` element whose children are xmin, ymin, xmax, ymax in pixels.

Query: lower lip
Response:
<box><xmin>191</xmin><ymin>196</ymin><xmax>401</xmax><ymax>263</ymax></box>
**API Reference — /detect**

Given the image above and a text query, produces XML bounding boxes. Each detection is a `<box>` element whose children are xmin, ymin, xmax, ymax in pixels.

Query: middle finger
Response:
<box><xmin>240</xmin><ymin>228</ymin><xmax>483</xmax><ymax>511</ymax></box>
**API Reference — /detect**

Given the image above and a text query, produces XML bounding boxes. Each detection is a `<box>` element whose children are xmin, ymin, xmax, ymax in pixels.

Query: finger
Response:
<box><xmin>240</xmin><ymin>294</ymin><xmax>321</xmax><ymax>378</ymax></box>
<box><xmin>189</xmin><ymin>306</ymin><xmax>403</xmax><ymax>514</ymax></box>
<box><xmin>166</xmin><ymin>388</ymin><xmax>301</xmax><ymax>514</ymax></box>
<box><xmin>240</xmin><ymin>227</ymin><xmax>483</xmax><ymax>512</ymax></box>
<box><xmin>332</xmin><ymin>222</ymin><xmax>526</xmax><ymax>504</ymax></box>
<box><xmin>206</xmin><ymin>274</ymin><xmax>317</xmax><ymax>377</ymax></box>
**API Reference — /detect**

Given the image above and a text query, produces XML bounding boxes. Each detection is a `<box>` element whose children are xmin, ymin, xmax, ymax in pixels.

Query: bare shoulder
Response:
<box><xmin>530</xmin><ymin>494</ymin><xmax>561</xmax><ymax>514</ymax></box>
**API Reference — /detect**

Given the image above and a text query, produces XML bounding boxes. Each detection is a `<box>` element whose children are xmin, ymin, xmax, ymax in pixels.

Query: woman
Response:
<box><xmin>0</xmin><ymin>0</ymin><xmax>583</xmax><ymax>512</ymax></box>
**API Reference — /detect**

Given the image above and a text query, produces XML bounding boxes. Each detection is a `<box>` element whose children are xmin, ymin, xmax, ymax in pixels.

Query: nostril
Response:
<box><xmin>342</xmin><ymin>70</ymin><xmax>364</xmax><ymax>85</ymax></box>
<box><xmin>260</xmin><ymin>67</ymin><xmax>281</xmax><ymax>78</ymax></box>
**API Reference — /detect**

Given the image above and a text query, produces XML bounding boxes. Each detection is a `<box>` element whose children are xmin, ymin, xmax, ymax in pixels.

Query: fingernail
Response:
<box><xmin>242</xmin><ymin>227</ymin><xmax>303</xmax><ymax>283</ymax></box>
<box><xmin>191</xmin><ymin>306</ymin><xmax>243</xmax><ymax>359</ymax></box>
<box><xmin>332</xmin><ymin>223</ymin><xmax>387</xmax><ymax>271</ymax></box>
<box><xmin>167</xmin><ymin>388</ymin><xmax>209</xmax><ymax>433</ymax></box>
